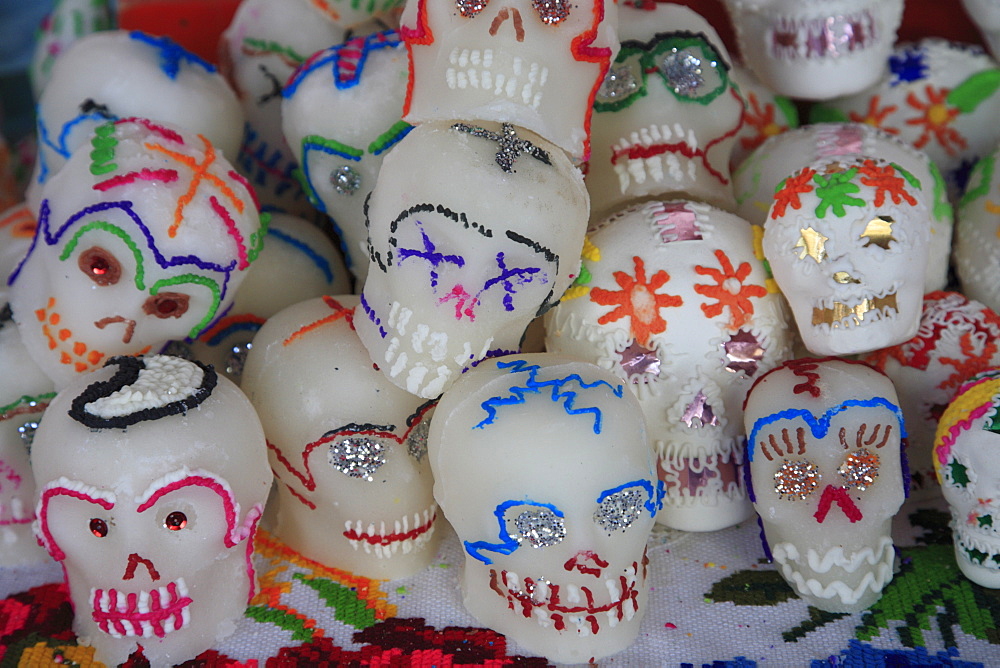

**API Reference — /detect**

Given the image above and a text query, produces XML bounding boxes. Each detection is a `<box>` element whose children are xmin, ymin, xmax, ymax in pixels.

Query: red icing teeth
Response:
<box><xmin>90</xmin><ymin>580</ymin><xmax>193</xmax><ymax>638</ymax></box>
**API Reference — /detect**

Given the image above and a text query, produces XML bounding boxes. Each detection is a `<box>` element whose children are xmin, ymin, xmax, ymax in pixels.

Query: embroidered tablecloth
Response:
<box><xmin>1</xmin><ymin>496</ymin><xmax>998</xmax><ymax>667</ymax></box>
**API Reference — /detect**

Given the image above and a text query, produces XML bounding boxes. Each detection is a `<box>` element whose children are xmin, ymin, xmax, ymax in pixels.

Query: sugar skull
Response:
<box><xmin>400</xmin><ymin>0</ymin><xmax>619</xmax><ymax>160</ymax></box>
<box><xmin>31</xmin><ymin>354</ymin><xmax>272</xmax><ymax>666</ymax></box>
<box><xmin>734</xmin><ymin>123</ymin><xmax>953</xmax><ymax>294</ymax></box>
<box><xmin>29</xmin><ymin>30</ymin><xmax>244</xmax><ymax>214</ymax></box>
<box><xmin>9</xmin><ymin>118</ymin><xmax>266</xmax><ymax>388</ymax></box>
<box><xmin>955</xmin><ymin>145</ymin><xmax>1000</xmax><ymax>314</ymax></box>
<box><xmin>545</xmin><ymin>200</ymin><xmax>793</xmax><ymax>531</ymax></box>
<box><xmin>29</xmin><ymin>0</ymin><xmax>113</xmax><ymax>98</ymax></box>
<box><xmin>722</xmin><ymin>0</ymin><xmax>904</xmax><ymax>100</ymax></box>
<box><xmin>184</xmin><ymin>212</ymin><xmax>349</xmax><ymax>382</ymax></box>
<box><xmin>762</xmin><ymin>157</ymin><xmax>931</xmax><ymax>356</ymax></box>
<box><xmin>935</xmin><ymin>367</ymin><xmax>1000</xmax><ymax>587</ymax></box>
<box><xmin>241</xmin><ymin>295</ymin><xmax>440</xmax><ymax>577</ymax></box>
<box><xmin>729</xmin><ymin>64</ymin><xmax>799</xmax><ymax>172</ymax></box>
<box><xmin>811</xmin><ymin>39</ymin><xmax>1000</xmax><ymax>199</ymax></box>
<box><xmin>282</xmin><ymin>31</ymin><xmax>411</xmax><ymax>281</ymax></box>
<box><xmin>744</xmin><ymin>357</ymin><xmax>906</xmax><ymax>613</ymax></box>
<box><xmin>428</xmin><ymin>353</ymin><xmax>662</xmax><ymax>663</ymax></box>
<box><xmin>587</xmin><ymin>4</ymin><xmax>745</xmax><ymax>219</ymax></box>
<box><xmin>356</xmin><ymin>120</ymin><xmax>589</xmax><ymax>399</ymax></box>
<box><xmin>860</xmin><ymin>291</ymin><xmax>1000</xmax><ymax>495</ymax></box>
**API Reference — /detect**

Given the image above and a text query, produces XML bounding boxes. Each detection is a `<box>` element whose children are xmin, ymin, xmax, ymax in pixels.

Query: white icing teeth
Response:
<box><xmin>446</xmin><ymin>48</ymin><xmax>547</xmax><ymax>110</ymax></box>
<box><xmin>342</xmin><ymin>504</ymin><xmax>437</xmax><ymax>558</ymax></box>
<box><xmin>89</xmin><ymin>578</ymin><xmax>191</xmax><ymax>638</ymax></box>
<box><xmin>772</xmin><ymin>537</ymin><xmax>895</xmax><ymax>605</ymax></box>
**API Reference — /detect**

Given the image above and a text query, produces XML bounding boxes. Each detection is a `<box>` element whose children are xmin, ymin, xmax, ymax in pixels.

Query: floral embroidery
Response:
<box><xmin>771</xmin><ymin>167</ymin><xmax>815</xmax><ymax>219</ymax></box>
<box><xmin>848</xmin><ymin>96</ymin><xmax>899</xmax><ymax>133</ymax></box>
<box><xmin>905</xmin><ymin>85</ymin><xmax>967</xmax><ymax>156</ymax></box>
<box><xmin>740</xmin><ymin>92</ymin><xmax>787</xmax><ymax>152</ymax></box>
<box><xmin>590</xmin><ymin>256</ymin><xmax>682</xmax><ymax>346</ymax></box>
<box><xmin>938</xmin><ymin>331</ymin><xmax>999</xmax><ymax>392</ymax></box>
<box><xmin>694</xmin><ymin>250</ymin><xmax>767</xmax><ymax>330</ymax></box>
<box><xmin>857</xmin><ymin>159</ymin><xmax>918</xmax><ymax>207</ymax></box>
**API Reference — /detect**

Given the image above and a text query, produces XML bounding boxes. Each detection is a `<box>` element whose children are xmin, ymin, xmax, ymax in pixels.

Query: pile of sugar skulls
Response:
<box><xmin>6</xmin><ymin>0</ymin><xmax>1000</xmax><ymax>663</ymax></box>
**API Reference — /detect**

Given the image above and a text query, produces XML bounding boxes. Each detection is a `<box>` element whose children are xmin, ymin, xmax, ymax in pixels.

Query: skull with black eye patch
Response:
<box><xmin>428</xmin><ymin>353</ymin><xmax>662</xmax><ymax>664</ymax></box>
<box><xmin>587</xmin><ymin>4</ymin><xmax>744</xmax><ymax>220</ymax></box>
<box><xmin>762</xmin><ymin>157</ymin><xmax>930</xmax><ymax>356</ymax></box>
<box><xmin>241</xmin><ymin>294</ymin><xmax>441</xmax><ymax>578</ymax></box>
<box><xmin>744</xmin><ymin>357</ymin><xmax>905</xmax><ymax>613</ymax></box>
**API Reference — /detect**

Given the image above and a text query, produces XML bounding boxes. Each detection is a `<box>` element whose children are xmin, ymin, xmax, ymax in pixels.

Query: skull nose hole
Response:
<box><xmin>123</xmin><ymin>552</ymin><xmax>161</xmax><ymax>582</ymax></box>
<box><xmin>833</xmin><ymin>271</ymin><xmax>860</xmax><ymax>284</ymax></box>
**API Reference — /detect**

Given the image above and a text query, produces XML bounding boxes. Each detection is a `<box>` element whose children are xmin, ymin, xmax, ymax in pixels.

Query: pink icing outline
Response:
<box><xmin>93</xmin><ymin>168</ymin><xmax>179</xmax><ymax>191</ymax></box>
<box><xmin>114</xmin><ymin>117</ymin><xmax>185</xmax><ymax>145</ymax></box>
<box><xmin>228</xmin><ymin>170</ymin><xmax>260</xmax><ymax>212</ymax></box>
<box><xmin>210</xmin><ymin>195</ymin><xmax>249</xmax><ymax>270</ymax></box>
<box><xmin>36</xmin><ymin>482</ymin><xmax>116</xmax><ymax>561</ymax></box>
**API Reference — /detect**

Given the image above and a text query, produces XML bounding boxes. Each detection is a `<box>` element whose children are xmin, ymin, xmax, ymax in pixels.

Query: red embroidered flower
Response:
<box><xmin>848</xmin><ymin>96</ymin><xmax>899</xmax><ymax>133</ymax></box>
<box><xmin>905</xmin><ymin>85</ymin><xmax>967</xmax><ymax>156</ymax></box>
<box><xmin>857</xmin><ymin>159</ymin><xmax>917</xmax><ymax>207</ymax></box>
<box><xmin>694</xmin><ymin>249</ymin><xmax>768</xmax><ymax>330</ymax></box>
<box><xmin>771</xmin><ymin>167</ymin><xmax>816</xmax><ymax>219</ymax></box>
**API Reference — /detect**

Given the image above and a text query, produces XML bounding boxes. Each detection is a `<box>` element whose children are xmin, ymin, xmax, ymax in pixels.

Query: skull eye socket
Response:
<box><xmin>328</xmin><ymin>436</ymin><xmax>387</xmax><ymax>481</ymax></box>
<box><xmin>531</xmin><ymin>0</ymin><xmax>570</xmax><ymax>25</ymax></box>
<box><xmin>90</xmin><ymin>518</ymin><xmax>109</xmax><ymax>538</ymax></box>
<box><xmin>594</xmin><ymin>57</ymin><xmax>645</xmax><ymax>111</ymax></box>
<box><xmin>143</xmin><ymin>292</ymin><xmax>190</xmax><ymax>319</ymax></box>
<box><xmin>593</xmin><ymin>486</ymin><xmax>648</xmax><ymax>534</ymax></box>
<box><xmin>859</xmin><ymin>215</ymin><xmax>897</xmax><ymax>250</ymax></box>
<box><xmin>78</xmin><ymin>246</ymin><xmax>122</xmax><ymax>286</ymax></box>
<box><xmin>504</xmin><ymin>504</ymin><xmax>566</xmax><ymax>548</ymax></box>
<box><xmin>839</xmin><ymin>448</ymin><xmax>880</xmax><ymax>491</ymax></box>
<box><xmin>456</xmin><ymin>0</ymin><xmax>489</xmax><ymax>17</ymax></box>
<box><xmin>330</xmin><ymin>164</ymin><xmax>362</xmax><ymax>196</ymax></box>
<box><xmin>773</xmin><ymin>459</ymin><xmax>821</xmax><ymax>500</ymax></box>
<box><xmin>405</xmin><ymin>417</ymin><xmax>431</xmax><ymax>462</ymax></box>
<box><xmin>651</xmin><ymin>35</ymin><xmax>728</xmax><ymax>103</ymax></box>
<box><xmin>164</xmin><ymin>511</ymin><xmax>188</xmax><ymax>531</ymax></box>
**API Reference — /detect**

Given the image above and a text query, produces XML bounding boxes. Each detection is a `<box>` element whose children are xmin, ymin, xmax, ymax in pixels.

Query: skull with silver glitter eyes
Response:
<box><xmin>241</xmin><ymin>295</ymin><xmax>442</xmax><ymax>579</ymax></box>
<box><xmin>400</xmin><ymin>0</ymin><xmax>618</xmax><ymax>160</ymax></box>
<box><xmin>428</xmin><ymin>353</ymin><xmax>662</xmax><ymax>664</ymax></box>
<box><xmin>744</xmin><ymin>357</ymin><xmax>906</xmax><ymax>613</ymax></box>
<box><xmin>588</xmin><ymin>4</ymin><xmax>744</xmax><ymax>219</ymax></box>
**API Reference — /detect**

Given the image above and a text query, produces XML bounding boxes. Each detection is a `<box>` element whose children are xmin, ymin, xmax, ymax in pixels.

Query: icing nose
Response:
<box><xmin>123</xmin><ymin>552</ymin><xmax>161</xmax><ymax>581</ymax></box>
<box><xmin>814</xmin><ymin>485</ymin><xmax>863</xmax><ymax>524</ymax></box>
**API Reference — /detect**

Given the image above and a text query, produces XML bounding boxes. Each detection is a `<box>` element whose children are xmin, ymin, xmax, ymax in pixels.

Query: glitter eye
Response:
<box><xmin>225</xmin><ymin>342</ymin><xmax>252</xmax><ymax>380</ymax></box>
<box><xmin>328</xmin><ymin>437</ymin><xmax>387</xmax><ymax>481</ymax></box>
<box><xmin>330</xmin><ymin>164</ymin><xmax>361</xmax><ymax>195</ymax></box>
<box><xmin>593</xmin><ymin>488</ymin><xmax>645</xmax><ymax>534</ymax></box>
<box><xmin>164</xmin><ymin>511</ymin><xmax>188</xmax><ymax>531</ymax></box>
<box><xmin>774</xmin><ymin>459</ymin><xmax>821</xmax><ymax>500</ymax></box>
<box><xmin>78</xmin><ymin>246</ymin><xmax>122</xmax><ymax>286</ymax></box>
<box><xmin>18</xmin><ymin>420</ymin><xmax>39</xmax><ymax>449</ymax></box>
<box><xmin>143</xmin><ymin>292</ymin><xmax>190</xmax><ymax>319</ymax></box>
<box><xmin>406</xmin><ymin>418</ymin><xmax>430</xmax><ymax>462</ymax></box>
<box><xmin>90</xmin><ymin>518</ymin><xmax>109</xmax><ymax>538</ymax></box>
<box><xmin>510</xmin><ymin>507</ymin><xmax>566</xmax><ymax>548</ymax></box>
<box><xmin>595</xmin><ymin>59</ymin><xmax>644</xmax><ymax>109</ymax></box>
<box><xmin>456</xmin><ymin>0</ymin><xmax>488</xmax><ymax>17</ymax></box>
<box><xmin>652</xmin><ymin>38</ymin><xmax>727</xmax><ymax>103</ymax></box>
<box><xmin>531</xmin><ymin>0</ymin><xmax>570</xmax><ymax>25</ymax></box>
<box><xmin>839</xmin><ymin>448</ymin><xmax>880</xmax><ymax>491</ymax></box>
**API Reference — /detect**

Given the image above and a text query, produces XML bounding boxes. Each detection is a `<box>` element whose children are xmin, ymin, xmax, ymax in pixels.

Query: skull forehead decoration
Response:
<box><xmin>722</xmin><ymin>0</ymin><xmax>904</xmax><ymax>100</ymax></box>
<box><xmin>241</xmin><ymin>295</ymin><xmax>441</xmax><ymax>578</ymax></box>
<box><xmin>31</xmin><ymin>354</ymin><xmax>271</xmax><ymax>666</ymax></box>
<box><xmin>733</xmin><ymin>123</ymin><xmax>952</xmax><ymax>293</ymax></box>
<box><xmin>400</xmin><ymin>0</ymin><xmax>619</xmax><ymax>160</ymax></box>
<box><xmin>860</xmin><ymin>291</ymin><xmax>1000</xmax><ymax>495</ymax></box>
<box><xmin>29</xmin><ymin>30</ymin><xmax>244</xmax><ymax>213</ymax></box>
<box><xmin>428</xmin><ymin>353</ymin><xmax>661</xmax><ymax>663</ymax></box>
<box><xmin>356</xmin><ymin>120</ymin><xmax>589</xmax><ymax>399</ymax></box>
<box><xmin>545</xmin><ymin>199</ymin><xmax>793</xmax><ymax>531</ymax></box>
<box><xmin>762</xmin><ymin>157</ymin><xmax>930</xmax><ymax>356</ymax></box>
<box><xmin>810</xmin><ymin>39</ymin><xmax>1000</xmax><ymax>199</ymax></box>
<box><xmin>934</xmin><ymin>368</ymin><xmax>1000</xmax><ymax>587</ymax></box>
<box><xmin>282</xmin><ymin>31</ymin><xmax>411</xmax><ymax>281</ymax></box>
<box><xmin>744</xmin><ymin>357</ymin><xmax>906</xmax><ymax>613</ymax></box>
<box><xmin>9</xmin><ymin>118</ymin><xmax>266</xmax><ymax>388</ymax></box>
<box><xmin>955</xmin><ymin>146</ymin><xmax>1000</xmax><ymax>315</ymax></box>
<box><xmin>588</xmin><ymin>4</ymin><xmax>744</xmax><ymax>218</ymax></box>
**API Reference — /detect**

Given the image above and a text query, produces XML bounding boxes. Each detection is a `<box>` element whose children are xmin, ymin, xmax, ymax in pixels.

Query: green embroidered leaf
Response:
<box><xmin>959</xmin><ymin>154</ymin><xmax>994</xmax><ymax>210</ymax></box>
<box><xmin>947</xmin><ymin>69</ymin><xmax>1000</xmax><ymax>113</ymax></box>
<box><xmin>927</xmin><ymin>162</ymin><xmax>953</xmax><ymax>223</ymax></box>
<box><xmin>706</xmin><ymin>568</ymin><xmax>797</xmax><ymax>606</ymax></box>
<box><xmin>245</xmin><ymin>604</ymin><xmax>316</xmax><ymax>641</ymax></box>
<box><xmin>783</xmin><ymin>607</ymin><xmax>848</xmax><ymax>643</ymax></box>
<box><xmin>295</xmin><ymin>573</ymin><xmax>380</xmax><ymax>630</ymax></box>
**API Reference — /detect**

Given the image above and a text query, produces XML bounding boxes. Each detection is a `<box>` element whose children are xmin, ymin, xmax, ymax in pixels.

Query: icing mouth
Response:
<box><xmin>445</xmin><ymin>48</ymin><xmax>549</xmax><ymax>111</ymax></box>
<box><xmin>771</xmin><ymin>536</ymin><xmax>894</xmax><ymax>605</ymax></box>
<box><xmin>610</xmin><ymin>123</ymin><xmax>728</xmax><ymax>191</ymax></box>
<box><xmin>343</xmin><ymin>505</ymin><xmax>437</xmax><ymax>558</ymax></box>
<box><xmin>488</xmin><ymin>560</ymin><xmax>642</xmax><ymax>634</ymax></box>
<box><xmin>90</xmin><ymin>578</ymin><xmax>192</xmax><ymax>639</ymax></box>
<box><xmin>811</xmin><ymin>290</ymin><xmax>898</xmax><ymax>329</ymax></box>
<box><xmin>0</xmin><ymin>497</ymin><xmax>33</xmax><ymax>526</ymax></box>
<box><xmin>768</xmin><ymin>10</ymin><xmax>879</xmax><ymax>60</ymax></box>
<box><xmin>954</xmin><ymin>523</ymin><xmax>1000</xmax><ymax>570</ymax></box>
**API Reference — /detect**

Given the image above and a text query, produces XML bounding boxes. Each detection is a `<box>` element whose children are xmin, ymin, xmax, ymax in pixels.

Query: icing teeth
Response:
<box><xmin>771</xmin><ymin>538</ymin><xmax>895</xmax><ymax>605</ymax></box>
<box><xmin>446</xmin><ymin>48</ymin><xmax>548</xmax><ymax>110</ymax></box>
<box><xmin>342</xmin><ymin>504</ymin><xmax>438</xmax><ymax>558</ymax></box>
<box><xmin>769</xmin><ymin>10</ymin><xmax>878</xmax><ymax>60</ymax></box>
<box><xmin>811</xmin><ymin>290</ymin><xmax>899</xmax><ymax>329</ymax></box>
<box><xmin>89</xmin><ymin>578</ymin><xmax>192</xmax><ymax>638</ymax></box>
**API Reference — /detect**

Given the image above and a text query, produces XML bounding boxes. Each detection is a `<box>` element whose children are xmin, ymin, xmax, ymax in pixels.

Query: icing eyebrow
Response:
<box><xmin>150</xmin><ymin>273</ymin><xmax>222</xmax><ymax>338</ymax></box>
<box><xmin>58</xmin><ymin>221</ymin><xmax>147</xmax><ymax>289</ymax></box>
<box><xmin>37</xmin><ymin>478</ymin><xmax>117</xmax><ymax>561</ymax></box>
<box><xmin>302</xmin><ymin>134</ymin><xmax>364</xmax><ymax>162</ymax></box>
<box><xmin>368</xmin><ymin>121</ymin><xmax>413</xmax><ymax>156</ymax></box>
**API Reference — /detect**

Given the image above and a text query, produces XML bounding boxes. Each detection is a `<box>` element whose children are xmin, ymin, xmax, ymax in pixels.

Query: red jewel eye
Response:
<box><xmin>143</xmin><ymin>292</ymin><xmax>190</xmax><ymax>319</ymax></box>
<box><xmin>78</xmin><ymin>247</ymin><xmax>122</xmax><ymax>286</ymax></box>
<box><xmin>165</xmin><ymin>511</ymin><xmax>187</xmax><ymax>531</ymax></box>
<box><xmin>90</xmin><ymin>518</ymin><xmax>108</xmax><ymax>538</ymax></box>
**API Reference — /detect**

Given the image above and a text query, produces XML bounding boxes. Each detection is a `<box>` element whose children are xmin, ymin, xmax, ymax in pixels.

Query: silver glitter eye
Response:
<box><xmin>593</xmin><ymin>488</ymin><xmax>644</xmax><ymax>534</ymax></box>
<box><xmin>328</xmin><ymin>437</ymin><xmax>386</xmax><ymax>481</ymax></box>
<box><xmin>456</xmin><ymin>0</ymin><xmax>487</xmax><ymax>17</ymax></box>
<box><xmin>225</xmin><ymin>342</ymin><xmax>252</xmax><ymax>379</ymax></box>
<box><xmin>596</xmin><ymin>63</ymin><xmax>640</xmax><ymax>104</ymax></box>
<box><xmin>406</xmin><ymin>418</ymin><xmax>430</xmax><ymax>462</ymax></box>
<box><xmin>512</xmin><ymin>508</ymin><xmax>565</xmax><ymax>548</ymax></box>
<box><xmin>839</xmin><ymin>448</ymin><xmax>880</xmax><ymax>491</ymax></box>
<box><xmin>660</xmin><ymin>48</ymin><xmax>705</xmax><ymax>97</ymax></box>
<box><xmin>531</xmin><ymin>0</ymin><xmax>569</xmax><ymax>25</ymax></box>
<box><xmin>774</xmin><ymin>459</ymin><xmax>821</xmax><ymax>500</ymax></box>
<box><xmin>331</xmin><ymin>165</ymin><xmax>361</xmax><ymax>195</ymax></box>
<box><xmin>19</xmin><ymin>420</ymin><xmax>40</xmax><ymax>449</ymax></box>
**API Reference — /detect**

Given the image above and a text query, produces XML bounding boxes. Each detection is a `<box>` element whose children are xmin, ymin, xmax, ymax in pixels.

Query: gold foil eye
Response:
<box><xmin>795</xmin><ymin>227</ymin><xmax>828</xmax><ymax>263</ymax></box>
<box><xmin>860</xmin><ymin>215</ymin><xmax>896</xmax><ymax>249</ymax></box>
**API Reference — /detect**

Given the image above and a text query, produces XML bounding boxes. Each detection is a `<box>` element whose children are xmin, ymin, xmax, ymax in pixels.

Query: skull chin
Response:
<box><xmin>952</xmin><ymin>524</ymin><xmax>1000</xmax><ymax>587</ymax></box>
<box><xmin>90</xmin><ymin>578</ymin><xmax>192</xmax><ymax>638</ymax></box>
<box><xmin>770</xmin><ymin>535</ymin><xmax>895</xmax><ymax>613</ymax></box>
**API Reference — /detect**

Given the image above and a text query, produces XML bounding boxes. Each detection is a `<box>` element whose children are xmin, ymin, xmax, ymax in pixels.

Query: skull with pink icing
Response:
<box><xmin>31</xmin><ymin>354</ymin><xmax>272</xmax><ymax>666</ymax></box>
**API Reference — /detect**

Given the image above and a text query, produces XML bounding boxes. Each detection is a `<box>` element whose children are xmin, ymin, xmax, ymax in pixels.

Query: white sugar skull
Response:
<box><xmin>31</xmin><ymin>355</ymin><xmax>272</xmax><ymax>666</ymax></box>
<box><xmin>722</xmin><ymin>0</ymin><xmax>904</xmax><ymax>100</ymax></box>
<box><xmin>428</xmin><ymin>353</ymin><xmax>662</xmax><ymax>663</ymax></box>
<box><xmin>546</xmin><ymin>200</ymin><xmax>793</xmax><ymax>531</ymax></box>
<box><xmin>28</xmin><ymin>30</ymin><xmax>244</xmax><ymax>214</ymax></box>
<box><xmin>744</xmin><ymin>358</ymin><xmax>906</xmax><ymax>613</ymax></box>
<box><xmin>184</xmin><ymin>212</ymin><xmax>349</xmax><ymax>382</ymax></box>
<box><xmin>955</xmin><ymin>145</ymin><xmax>1000</xmax><ymax>314</ymax></box>
<box><xmin>963</xmin><ymin>0</ymin><xmax>1000</xmax><ymax>58</ymax></box>
<box><xmin>811</xmin><ymin>39</ymin><xmax>1000</xmax><ymax>199</ymax></box>
<box><xmin>9</xmin><ymin>119</ymin><xmax>265</xmax><ymax>388</ymax></box>
<box><xmin>356</xmin><ymin>120</ymin><xmax>589</xmax><ymax>399</ymax></box>
<box><xmin>282</xmin><ymin>31</ymin><xmax>410</xmax><ymax>281</ymax></box>
<box><xmin>734</xmin><ymin>123</ymin><xmax>953</xmax><ymax>294</ymax></box>
<box><xmin>860</xmin><ymin>291</ymin><xmax>1000</xmax><ymax>496</ymax></box>
<box><xmin>29</xmin><ymin>0</ymin><xmax>113</xmax><ymax>98</ymax></box>
<box><xmin>587</xmin><ymin>4</ymin><xmax>745</xmax><ymax>219</ymax></box>
<box><xmin>241</xmin><ymin>295</ymin><xmax>440</xmax><ymax>578</ymax></box>
<box><xmin>400</xmin><ymin>0</ymin><xmax>618</xmax><ymax>160</ymax></box>
<box><xmin>935</xmin><ymin>368</ymin><xmax>1000</xmax><ymax>587</ymax></box>
<box><xmin>762</xmin><ymin>157</ymin><xmax>931</xmax><ymax>356</ymax></box>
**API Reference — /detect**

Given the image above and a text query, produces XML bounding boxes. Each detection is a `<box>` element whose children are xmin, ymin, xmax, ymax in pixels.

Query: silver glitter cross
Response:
<box><xmin>451</xmin><ymin>122</ymin><xmax>552</xmax><ymax>173</ymax></box>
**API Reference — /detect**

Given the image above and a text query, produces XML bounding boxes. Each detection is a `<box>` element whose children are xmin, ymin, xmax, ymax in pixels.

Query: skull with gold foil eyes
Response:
<box><xmin>587</xmin><ymin>4</ymin><xmax>744</xmax><ymax>220</ymax></box>
<box><xmin>399</xmin><ymin>0</ymin><xmax>618</xmax><ymax>160</ymax></box>
<box><xmin>762</xmin><ymin>157</ymin><xmax>930</xmax><ymax>356</ymax></box>
<box><xmin>744</xmin><ymin>357</ymin><xmax>906</xmax><ymax>613</ymax></box>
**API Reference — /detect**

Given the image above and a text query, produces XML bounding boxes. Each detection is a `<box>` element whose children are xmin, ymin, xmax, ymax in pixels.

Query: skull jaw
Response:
<box><xmin>795</xmin><ymin>290</ymin><xmax>921</xmax><ymax>356</ymax></box>
<box><xmin>952</xmin><ymin>525</ymin><xmax>1000</xmax><ymax>588</ymax></box>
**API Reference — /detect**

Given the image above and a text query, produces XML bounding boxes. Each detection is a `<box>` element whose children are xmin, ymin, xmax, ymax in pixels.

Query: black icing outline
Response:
<box><xmin>68</xmin><ymin>355</ymin><xmax>218</xmax><ymax>429</ymax></box>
